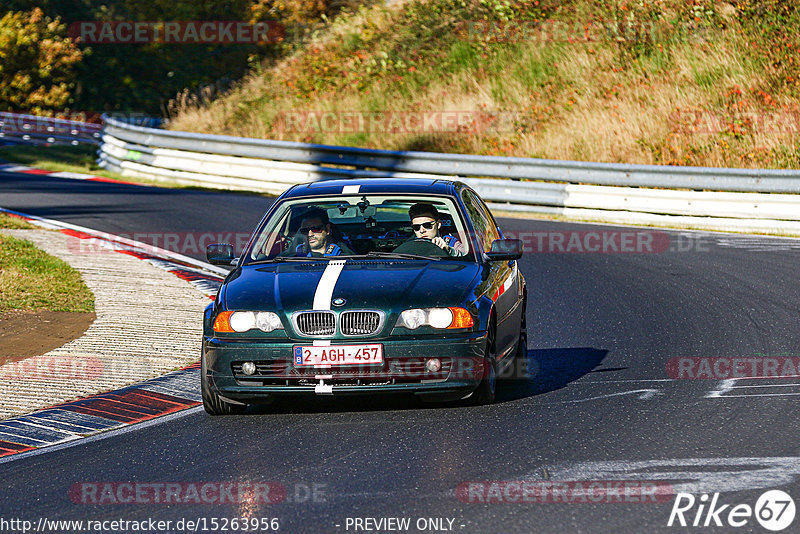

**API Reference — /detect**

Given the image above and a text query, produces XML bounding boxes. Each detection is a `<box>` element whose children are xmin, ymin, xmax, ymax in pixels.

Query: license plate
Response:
<box><xmin>293</xmin><ymin>344</ymin><xmax>383</xmax><ymax>367</ymax></box>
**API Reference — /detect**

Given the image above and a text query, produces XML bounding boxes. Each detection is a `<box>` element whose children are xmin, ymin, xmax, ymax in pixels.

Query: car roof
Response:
<box><xmin>282</xmin><ymin>178</ymin><xmax>464</xmax><ymax>199</ymax></box>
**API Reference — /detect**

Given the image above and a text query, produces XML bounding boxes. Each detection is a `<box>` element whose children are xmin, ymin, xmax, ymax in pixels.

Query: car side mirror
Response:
<box><xmin>207</xmin><ymin>243</ymin><xmax>235</xmax><ymax>265</ymax></box>
<box><xmin>486</xmin><ymin>239</ymin><xmax>522</xmax><ymax>261</ymax></box>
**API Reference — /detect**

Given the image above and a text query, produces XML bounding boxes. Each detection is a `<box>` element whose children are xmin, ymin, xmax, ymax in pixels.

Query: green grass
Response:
<box><xmin>167</xmin><ymin>0</ymin><xmax>800</xmax><ymax>169</ymax></box>
<box><xmin>0</xmin><ymin>144</ymin><xmax>274</xmax><ymax>194</ymax></box>
<box><xmin>0</xmin><ymin>233</ymin><xmax>94</xmax><ymax>312</ymax></box>
<box><xmin>516</xmin><ymin>47</ymin><xmax>561</xmax><ymax>89</ymax></box>
<box><xmin>0</xmin><ymin>214</ymin><xmax>35</xmax><ymax>230</ymax></box>
<box><xmin>0</xmin><ymin>144</ymin><xmax>127</xmax><ymax>181</ymax></box>
<box><xmin>448</xmin><ymin>40</ymin><xmax>481</xmax><ymax>70</ymax></box>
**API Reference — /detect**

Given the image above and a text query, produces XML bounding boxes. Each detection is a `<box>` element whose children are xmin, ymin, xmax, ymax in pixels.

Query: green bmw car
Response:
<box><xmin>202</xmin><ymin>178</ymin><xmax>527</xmax><ymax>414</ymax></box>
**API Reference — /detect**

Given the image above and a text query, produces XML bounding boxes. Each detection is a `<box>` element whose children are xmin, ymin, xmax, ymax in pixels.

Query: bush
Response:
<box><xmin>0</xmin><ymin>8</ymin><xmax>82</xmax><ymax>113</ymax></box>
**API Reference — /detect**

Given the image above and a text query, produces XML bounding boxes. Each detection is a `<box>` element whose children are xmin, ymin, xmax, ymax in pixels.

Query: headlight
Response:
<box><xmin>396</xmin><ymin>307</ymin><xmax>473</xmax><ymax>329</ymax></box>
<box><xmin>427</xmin><ymin>308</ymin><xmax>453</xmax><ymax>329</ymax></box>
<box><xmin>255</xmin><ymin>311</ymin><xmax>282</xmax><ymax>332</ymax></box>
<box><xmin>399</xmin><ymin>309</ymin><xmax>427</xmax><ymax>329</ymax></box>
<box><xmin>214</xmin><ymin>311</ymin><xmax>283</xmax><ymax>333</ymax></box>
<box><xmin>230</xmin><ymin>311</ymin><xmax>256</xmax><ymax>332</ymax></box>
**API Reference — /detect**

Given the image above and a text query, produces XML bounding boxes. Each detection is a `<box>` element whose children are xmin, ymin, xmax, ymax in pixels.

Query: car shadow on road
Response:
<box><xmin>241</xmin><ymin>347</ymin><xmax>610</xmax><ymax>415</ymax></box>
<box><xmin>497</xmin><ymin>347</ymin><xmax>610</xmax><ymax>403</ymax></box>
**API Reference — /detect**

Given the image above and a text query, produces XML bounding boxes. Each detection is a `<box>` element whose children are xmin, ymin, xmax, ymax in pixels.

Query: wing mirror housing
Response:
<box><xmin>486</xmin><ymin>239</ymin><xmax>523</xmax><ymax>261</ymax></box>
<box><xmin>206</xmin><ymin>243</ymin><xmax>235</xmax><ymax>265</ymax></box>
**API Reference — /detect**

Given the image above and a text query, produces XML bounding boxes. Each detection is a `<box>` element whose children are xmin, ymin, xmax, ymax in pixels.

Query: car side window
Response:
<box><xmin>461</xmin><ymin>190</ymin><xmax>500</xmax><ymax>253</ymax></box>
<box><xmin>475</xmin><ymin>194</ymin><xmax>501</xmax><ymax>245</ymax></box>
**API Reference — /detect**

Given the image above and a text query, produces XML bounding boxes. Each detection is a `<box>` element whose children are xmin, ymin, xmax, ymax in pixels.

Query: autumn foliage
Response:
<box><xmin>0</xmin><ymin>8</ymin><xmax>82</xmax><ymax>113</ymax></box>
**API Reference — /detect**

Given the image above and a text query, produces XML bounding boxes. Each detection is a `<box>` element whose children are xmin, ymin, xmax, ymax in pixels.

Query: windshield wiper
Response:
<box><xmin>247</xmin><ymin>252</ymin><xmax>442</xmax><ymax>264</ymax></box>
<box><xmin>247</xmin><ymin>256</ymin><xmax>329</xmax><ymax>264</ymax></box>
<box><xmin>362</xmin><ymin>252</ymin><xmax>442</xmax><ymax>261</ymax></box>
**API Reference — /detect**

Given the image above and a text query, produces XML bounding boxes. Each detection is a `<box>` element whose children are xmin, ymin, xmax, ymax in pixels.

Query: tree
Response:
<box><xmin>0</xmin><ymin>8</ymin><xmax>82</xmax><ymax>113</ymax></box>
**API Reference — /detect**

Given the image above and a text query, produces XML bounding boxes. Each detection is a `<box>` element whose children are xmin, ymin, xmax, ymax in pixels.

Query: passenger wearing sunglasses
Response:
<box><xmin>408</xmin><ymin>203</ymin><xmax>465</xmax><ymax>257</ymax></box>
<box><xmin>295</xmin><ymin>208</ymin><xmax>353</xmax><ymax>257</ymax></box>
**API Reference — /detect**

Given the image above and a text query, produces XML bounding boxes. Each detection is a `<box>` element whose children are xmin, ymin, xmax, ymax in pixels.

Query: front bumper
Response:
<box><xmin>203</xmin><ymin>331</ymin><xmax>487</xmax><ymax>403</ymax></box>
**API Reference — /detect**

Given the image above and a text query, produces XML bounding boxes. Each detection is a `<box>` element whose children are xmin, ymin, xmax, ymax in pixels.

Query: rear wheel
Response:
<box><xmin>201</xmin><ymin>355</ymin><xmax>246</xmax><ymax>416</ymax></box>
<box><xmin>513</xmin><ymin>292</ymin><xmax>529</xmax><ymax>380</ymax></box>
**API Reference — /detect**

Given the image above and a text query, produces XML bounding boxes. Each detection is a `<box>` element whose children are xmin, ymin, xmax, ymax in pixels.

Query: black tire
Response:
<box><xmin>467</xmin><ymin>323</ymin><xmax>497</xmax><ymax>405</ymax></box>
<box><xmin>512</xmin><ymin>292</ymin><xmax>529</xmax><ymax>381</ymax></box>
<box><xmin>201</xmin><ymin>357</ymin><xmax>246</xmax><ymax>416</ymax></box>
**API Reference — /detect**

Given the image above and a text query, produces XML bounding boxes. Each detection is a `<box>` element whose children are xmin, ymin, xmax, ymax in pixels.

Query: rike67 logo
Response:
<box><xmin>668</xmin><ymin>490</ymin><xmax>795</xmax><ymax>531</ymax></box>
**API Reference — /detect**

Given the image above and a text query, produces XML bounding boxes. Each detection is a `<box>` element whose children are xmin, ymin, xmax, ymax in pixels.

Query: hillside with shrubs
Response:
<box><xmin>169</xmin><ymin>0</ymin><xmax>800</xmax><ymax>169</ymax></box>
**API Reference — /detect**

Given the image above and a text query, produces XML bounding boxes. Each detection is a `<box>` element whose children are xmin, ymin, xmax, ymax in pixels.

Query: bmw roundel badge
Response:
<box><xmin>332</xmin><ymin>298</ymin><xmax>346</xmax><ymax>306</ymax></box>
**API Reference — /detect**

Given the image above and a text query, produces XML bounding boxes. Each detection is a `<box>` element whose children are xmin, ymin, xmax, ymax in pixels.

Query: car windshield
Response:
<box><xmin>246</xmin><ymin>194</ymin><xmax>473</xmax><ymax>263</ymax></box>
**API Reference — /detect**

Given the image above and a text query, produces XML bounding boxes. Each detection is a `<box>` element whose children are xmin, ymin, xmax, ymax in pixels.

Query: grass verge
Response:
<box><xmin>0</xmin><ymin>144</ymin><xmax>128</xmax><ymax>181</ymax></box>
<box><xmin>0</xmin><ymin>144</ymin><xmax>275</xmax><ymax>194</ymax></box>
<box><xmin>0</xmin><ymin>214</ymin><xmax>35</xmax><ymax>230</ymax></box>
<box><xmin>0</xmin><ymin>230</ymin><xmax>94</xmax><ymax>313</ymax></box>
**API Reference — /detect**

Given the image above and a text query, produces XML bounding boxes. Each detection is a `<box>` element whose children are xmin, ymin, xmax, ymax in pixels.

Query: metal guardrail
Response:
<box><xmin>0</xmin><ymin>112</ymin><xmax>102</xmax><ymax>146</ymax></box>
<box><xmin>102</xmin><ymin>116</ymin><xmax>800</xmax><ymax>193</ymax></box>
<box><xmin>6</xmin><ymin>111</ymin><xmax>797</xmax><ymax>233</ymax></box>
<box><xmin>89</xmin><ymin>115</ymin><xmax>800</xmax><ymax>236</ymax></box>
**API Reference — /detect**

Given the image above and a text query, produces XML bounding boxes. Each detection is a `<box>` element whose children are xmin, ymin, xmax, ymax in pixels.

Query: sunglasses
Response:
<box><xmin>412</xmin><ymin>221</ymin><xmax>436</xmax><ymax>231</ymax></box>
<box><xmin>299</xmin><ymin>225</ymin><xmax>325</xmax><ymax>234</ymax></box>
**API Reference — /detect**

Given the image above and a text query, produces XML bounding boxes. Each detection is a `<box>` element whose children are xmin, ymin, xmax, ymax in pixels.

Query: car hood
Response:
<box><xmin>223</xmin><ymin>260</ymin><xmax>481</xmax><ymax>312</ymax></box>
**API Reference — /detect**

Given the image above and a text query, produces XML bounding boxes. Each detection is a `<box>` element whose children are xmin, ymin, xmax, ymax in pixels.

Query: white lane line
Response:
<box><xmin>47</xmin><ymin>171</ymin><xmax>97</xmax><ymax>180</ymax></box>
<box><xmin>0</xmin><ymin>165</ymin><xmax>33</xmax><ymax>173</ymax></box>
<box><xmin>558</xmin><ymin>389</ymin><xmax>662</xmax><ymax>403</ymax></box>
<box><xmin>572</xmin><ymin>379</ymin><xmax>676</xmax><ymax>384</ymax></box>
<box><xmin>13</xmin><ymin>419</ymin><xmax>85</xmax><ymax>437</ymax></box>
<box><xmin>706</xmin><ymin>377</ymin><xmax>800</xmax><ymax>398</ymax></box>
<box><xmin>312</xmin><ymin>260</ymin><xmax>346</xmax><ymax>310</ymax></box>
<box><xmin>545</xmin><ymin>457</ymin><xmax>800</xmax><ymax>494</ymax></box>
<box><xmin>705</xmin><ymin>379</ymin><xmax>737</xmax><ymax>398</ymax></box>
<box><xmin>729</xmin><ymin>383</ymin><xmax>800</xmax><ymax>389</ymax></box>
<box><xmin>717</xmin><ymin>393</ymin><xmax>800</xmax><ymax>397</ymax></box>
<box><xmin>0</xmin><ymin>206</ymin><xmax>228</xmax><ymax>277</ymax></box>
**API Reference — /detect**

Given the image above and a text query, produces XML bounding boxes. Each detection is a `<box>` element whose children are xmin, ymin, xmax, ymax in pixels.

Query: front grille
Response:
<box><xmin>340</xmin><ymin>311</ymin><xmax>382</xmax><ymax>336</ymax></box>
<box><xmin>295</xmin><ymin>311</ymin><xmax>335</xmax><ymax>336</ymax></box>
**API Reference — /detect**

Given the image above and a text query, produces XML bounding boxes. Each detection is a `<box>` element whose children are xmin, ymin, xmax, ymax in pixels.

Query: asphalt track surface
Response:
<box><xmin>3</xmin><ymin>170</ymin><xmax>800</xmax><ymax>533</ymax></box>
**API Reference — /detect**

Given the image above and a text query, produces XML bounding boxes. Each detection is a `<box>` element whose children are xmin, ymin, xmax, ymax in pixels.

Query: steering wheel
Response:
<box><xmin>392</xmin><ymin>238</ymin><xmax>448</xmax><ymax>257</ymax></box>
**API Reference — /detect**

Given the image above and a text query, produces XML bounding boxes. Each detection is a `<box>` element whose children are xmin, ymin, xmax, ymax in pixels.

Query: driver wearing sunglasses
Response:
<box><xmin>295</xmin><ymin>208</ymin><xmax>353</xmax><ymax>257</ymax></box>
<box><xmin>408</xmin><ymin>203</ymin><xmax>465</xmax><ymax>257</ymax></box>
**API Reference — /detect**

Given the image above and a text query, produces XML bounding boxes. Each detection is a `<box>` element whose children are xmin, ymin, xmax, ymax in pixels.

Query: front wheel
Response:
<box><xmin>511</xmin><ymin>296</ymin><xmax>528</xmax><ymax>381</ymax></box>
<box><xmin>467</xmin><ymin>325</ymin><xmax>497</xmax><ymax>405</ymax></box>
<box><xmin>201</xmin><ymin>356</ymin><xmax>246</xmax><ymax>416</ymax></box>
